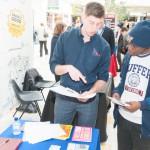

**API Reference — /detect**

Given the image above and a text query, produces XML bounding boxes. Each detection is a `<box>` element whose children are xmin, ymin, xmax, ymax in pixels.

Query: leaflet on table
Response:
<box><xmin>50</xmin><ymin>85</ymin><xmax>96</xmax><ymax>99</ymax></box>
<box><xmin>72</xmin><ymin>126</ymin><xmax>92</xmax><ymax>142</ymax></box>
<box><xmin>49</xmin><ymin>145</ymin><xmax>61</xmax><ymax>150</ymax></box>
<box><xmin>107</xmin><ymin>96</ymin><xmax>130</xmax><ymax>106</ymax></box>
<box><xmin>55</xmin><ymin>124</ymin><xmax>73</xmax><ymax>140</ymax></box>
<box><xmin>67</xmin><ymin>143</ymin><xmax>89</xmax><ymax>150</ymax></box>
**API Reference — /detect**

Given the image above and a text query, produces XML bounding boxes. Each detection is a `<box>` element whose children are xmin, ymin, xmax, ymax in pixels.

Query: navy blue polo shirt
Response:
<box><xmin>50</xmin><ymin>27</ymin><xmax>111</xmax><ymax>92</ymax></box>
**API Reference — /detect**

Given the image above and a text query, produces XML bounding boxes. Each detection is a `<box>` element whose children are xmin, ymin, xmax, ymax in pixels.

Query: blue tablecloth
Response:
<box><xmin>0</xmin><ymin>120</ymin><xmax>100</xmax><ymax>150</ymax></box>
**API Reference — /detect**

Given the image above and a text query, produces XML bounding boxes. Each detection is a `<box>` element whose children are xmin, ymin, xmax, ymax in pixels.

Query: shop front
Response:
<box><xmin>47</xmin><ymin>0</ymin><xmax>72</xmax><ymax>31</ymax></box>
<box><xmin>71</xmin><ymin>5</ymin><xmax>83</xmax><ymax>28</ymax></box>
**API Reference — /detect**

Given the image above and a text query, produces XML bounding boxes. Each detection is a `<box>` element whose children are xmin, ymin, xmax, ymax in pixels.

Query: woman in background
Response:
<box><xmin>50</xmin><ymin>22</ymin><xmax>67</xmax><ymax>82</ymax></box>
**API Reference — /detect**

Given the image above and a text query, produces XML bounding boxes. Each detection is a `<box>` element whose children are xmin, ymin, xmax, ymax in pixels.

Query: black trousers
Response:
<box><xmin>117</xmin><ymin>51</ymin><xmax>122</xmax><ymax>69</ymax></box>
<box><xmin>117</xmin><ymin>113</ymin><xmax>150</xmax><ymax>150</ymax></box>
<box><xmin>39</xmin><ymin>41</ymin><xmax>48</xmax><ymax>57</ymax></box>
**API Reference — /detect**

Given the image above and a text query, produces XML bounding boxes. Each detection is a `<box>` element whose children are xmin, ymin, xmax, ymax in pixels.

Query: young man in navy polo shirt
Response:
<box><xmin>50</xmin><ymin>2</ymin><xmax>110</xmax><ymax>127</ymax></box>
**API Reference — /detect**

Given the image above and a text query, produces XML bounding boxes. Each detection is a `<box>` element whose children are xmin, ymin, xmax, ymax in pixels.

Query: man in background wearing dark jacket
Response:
<box><xmin>98</xmin><ymin>19</ymin><xmax>115</xmax><ymax>55</ymax></box>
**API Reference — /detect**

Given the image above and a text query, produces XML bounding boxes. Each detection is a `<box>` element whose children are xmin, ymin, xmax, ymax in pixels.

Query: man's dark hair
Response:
<box><xmin>84</xmin><ymin>2</ymin><xmax>105</xmax><ymax>18</ymax></box>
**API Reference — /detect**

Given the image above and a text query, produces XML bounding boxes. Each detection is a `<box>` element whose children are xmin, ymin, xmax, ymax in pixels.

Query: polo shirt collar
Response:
<box><xmin>78</xmin><ymin>24</ymin><xmax>83</xmax><ymax>38</ymax></box>
<box><xmin>78</xmin><ymin>24</ymin><xmax>97</xmax><ymax>41</ymax></box>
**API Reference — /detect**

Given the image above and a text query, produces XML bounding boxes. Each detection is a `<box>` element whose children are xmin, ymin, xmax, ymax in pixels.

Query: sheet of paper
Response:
<box><xmin>107</xmin><ymin>96</ymin><xmax>130</xmax><ymax>106</ymax></box>
<box><xmin>50</xmin><ymin>85</ymin><xmax>96</xmax><ymax>99</ymax></box>
<box><xmin>49</xmin><ymin>145</ymin><xmax>61</xmax><ymax>150</ymax></box>
<box><xmin>22</xmin><ymin>122</ymin><xmax>66</xmax><ymax>144</ymax></box>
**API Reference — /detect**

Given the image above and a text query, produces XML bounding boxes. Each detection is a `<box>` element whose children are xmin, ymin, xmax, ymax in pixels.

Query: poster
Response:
<box><xmin>0</xmin><ymin>0</ymin><xmax>33</xmax><ymax>117</ymax></box>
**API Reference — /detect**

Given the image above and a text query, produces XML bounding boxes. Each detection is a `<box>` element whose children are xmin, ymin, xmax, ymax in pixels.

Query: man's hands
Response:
<box><xmin>66</xmin><ymin>65</ymin><xmax>87</xmax><ymax>84</ymax></box>
<box><xmin>112</xmin><ymin>93</ymin><xmax>141</xmax><ymax>112</ymax></box>
<box><xmin>124</xmin><ymin>101</ymin><xmax>141</xmax><ymax>112</ymax></box>
<box><xmin>78</xmin><ymin>91</ymin><xmax>91</xmax><ymax>103</ymax></box>
<box><xmin>112</xmin><ymin>93</ymin><xmax>121</xmax><ymax>100</ymax></box>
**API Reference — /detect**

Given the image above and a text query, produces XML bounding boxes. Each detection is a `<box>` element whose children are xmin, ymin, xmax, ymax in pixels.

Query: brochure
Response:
<box><xmin>55</xmin><ymin>124</ymin><xmax>73</xmax><ymax>140</ymax></box>
<box><xmin>72</xmin><ymin>126</ymin><xmax>92</xmax><ymax>142</ymax></box>
<box><xmin>107</xmin><ymin>96</ymin><xmax>130</xmax><ymax>106</ymax></box>
<box><xmin>67</xmin><ymin>143</ymin><xmax>89</xmax><ymax>150</ymax></box>
<box><xmin>50</xmin><ymin>85</ymin><xmax>96</xmax><ymax>99</ymax></box>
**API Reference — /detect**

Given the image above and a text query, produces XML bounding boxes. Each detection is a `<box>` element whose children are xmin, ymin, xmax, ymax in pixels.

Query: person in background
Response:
<box><xmin>98</xmin><ymin>18</ymin><xmax>115</xmax><ymax>55</ymax></box>
<box><xmin>124</xmin><ymin>20</ymin><xmax>129</xmax><ymax>29</ymax></box>
<box><xmin>112</xmin><ymin>20</ymin><xmax>150</xmax><ymax>150</ymax></box>
<box><xmin>67</xmin><ymin>26</ymin><xmax>72</xmax><ymax>30</ymax></box>
<box><xmin>38</xmin><ymin>23</ymin><xmax>48</xmax><ymax>57</ymax></box>
<box><xmin>50</xmin><ymin>2</ymin><xmax>110</xmax><ymax>127</ymax></box>
<box><xmin>98</xmin><ymin>18</ymin><xmax>115</xmax><ymax>110</ymax></box>
<box><xmin>115</xmin><ymin>22</ymin><xmax>123</xmax><ymax>39</ymax></box>
<box><xmin>116</xmin><ymin>22</ymin><xmax>124</xmax><ymax>72</ymax></box>
<box><xmin>50</xmin><ymin>22</ymin><xmax>67</xmax><ymax>82</ymax></box>
<box><xmin>120</xmin><ymin>27</ymin><xmax>129</xmax><ymax>55</ymax></box>
<box><xmin>72</xmin><ymin>16</ymin><xmax>77</xmax><ymax>28</ymax></box>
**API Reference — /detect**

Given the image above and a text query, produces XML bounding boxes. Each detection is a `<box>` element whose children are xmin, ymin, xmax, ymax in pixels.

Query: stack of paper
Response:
<box><xmin>22</xmin><ymin>122</ymin><xmax>66</xmax><ymax>144</ymax></box>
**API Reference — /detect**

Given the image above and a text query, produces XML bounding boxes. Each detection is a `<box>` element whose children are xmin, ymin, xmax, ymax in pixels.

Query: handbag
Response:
<box><xmin>44</xmin><ymin>28</ymin><xmax>49</xmax><ymax>38</ymax></box>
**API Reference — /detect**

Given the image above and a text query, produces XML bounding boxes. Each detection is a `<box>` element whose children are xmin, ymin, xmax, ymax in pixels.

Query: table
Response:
<box><xmin>0</xmin><ymin>120</ymin><xmax>100</xmax><ymax>150</ymax></box>
<box><xmin>41</xmin><ymin>74</ymin><xmax>114</xmax><ymax>143</ymax></box>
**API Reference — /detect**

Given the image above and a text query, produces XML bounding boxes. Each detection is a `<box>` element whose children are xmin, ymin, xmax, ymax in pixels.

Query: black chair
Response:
<box><xmin>35</xmin><ymin>79</ymin><xmax>56</xmax><ymax>102</ymax></box>
<box><xmin>23</xmin><ymin>68</ymin><xmax>55</xmax><ymax>102</ymax></box>
<box><xmin>11</xmin><ymin>79</ymin><xmax>43</xmax><ymax>119</ymax></box>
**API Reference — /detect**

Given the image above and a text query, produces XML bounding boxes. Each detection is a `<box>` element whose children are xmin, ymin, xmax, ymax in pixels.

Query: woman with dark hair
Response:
<box><xmin>50</xmin><ymin>22</ymin><xmax>67</xmax><ymax>82</ymax></box>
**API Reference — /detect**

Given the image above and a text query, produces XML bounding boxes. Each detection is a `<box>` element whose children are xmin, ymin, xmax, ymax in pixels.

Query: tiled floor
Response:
<box><xmin>0</xmin><ymin>41</ymin><xmax>120</xmax><ymax>150</ymax></box>
<box><xmin>101</xmin><ymin>106</ymin><xmax>117</xmax><ymax>150</ymax></box>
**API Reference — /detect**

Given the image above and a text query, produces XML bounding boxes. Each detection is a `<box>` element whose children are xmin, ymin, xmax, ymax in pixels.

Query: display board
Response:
<box><xmin>0</xmin><ymin>0</ymin><xmax>33</xmax><ymax>117</ymax></box>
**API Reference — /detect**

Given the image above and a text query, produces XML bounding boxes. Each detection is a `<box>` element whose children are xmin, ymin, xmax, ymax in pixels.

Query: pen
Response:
<box><xmin>0</xmin><ymin>139</ymin><xmax>9</xmax><ymax>147</ymax></box>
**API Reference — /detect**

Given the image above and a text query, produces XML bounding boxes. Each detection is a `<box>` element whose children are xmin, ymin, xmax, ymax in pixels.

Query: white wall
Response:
<box><xmin>0</xmin><ymin>0</ymin><xmax>33</xmax><ymax>118</ymax></box>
